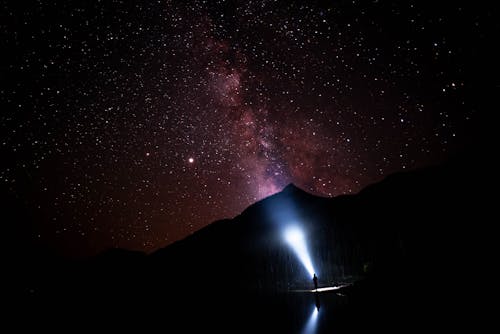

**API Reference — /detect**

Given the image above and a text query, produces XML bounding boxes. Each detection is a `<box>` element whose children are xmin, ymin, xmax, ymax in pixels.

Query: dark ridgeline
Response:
<box><xmin>11</xmin><ymin>153</ymin><xmax>485</xmax><ymax>333</ymax></box>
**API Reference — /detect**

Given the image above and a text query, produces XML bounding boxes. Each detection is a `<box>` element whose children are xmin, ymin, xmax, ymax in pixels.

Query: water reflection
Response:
<box><xmin>302</xmin><ymin>305</ymin><xmax>319</xmax><ymax>334</ymax></box>
<box><xmin>290</xmin><ymin>284</ymin><xmax>351</xmax><ymax>333</ymax></box>
<box><xmin>314</xmin><ymin>292</ymin><xmax>321</xmax><ymax>311</ymax></box>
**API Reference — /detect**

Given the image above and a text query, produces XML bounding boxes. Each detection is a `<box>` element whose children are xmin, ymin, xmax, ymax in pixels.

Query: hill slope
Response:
<box><xmin>14</xmin><ymin>156</ymin><xmax>486</xmax><ymax>332</ymax></box>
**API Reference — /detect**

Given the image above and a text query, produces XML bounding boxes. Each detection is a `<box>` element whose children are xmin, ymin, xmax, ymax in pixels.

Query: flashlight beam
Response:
<box><xmin>283</xmin><ymin>226</ymin><xmax>315</xmax><ymax>277</ymax></box>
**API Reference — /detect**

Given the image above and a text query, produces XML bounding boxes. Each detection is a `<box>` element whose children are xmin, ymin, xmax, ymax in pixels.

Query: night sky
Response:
<box><xmin>1</xmin><ymin>1</ymin><xmax>495</xmax><ymax>257</ymax></box>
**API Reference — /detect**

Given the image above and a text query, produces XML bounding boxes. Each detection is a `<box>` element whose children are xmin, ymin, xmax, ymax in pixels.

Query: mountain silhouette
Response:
<box><xmin>12</xmin><ymin>154</ymin><xmax>486</xmax><ymax>332</ymax></box>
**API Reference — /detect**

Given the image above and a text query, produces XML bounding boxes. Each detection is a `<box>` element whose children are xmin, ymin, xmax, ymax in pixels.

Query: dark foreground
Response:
<box><xmin>14</xmin><ymin>268</ymin><xmax>483</xmax><ymax>333</ymax></box>
<box><xmin>9</xmin><ymin>152</ymin><xmax>488</xmax><ymax>332</ymax></box>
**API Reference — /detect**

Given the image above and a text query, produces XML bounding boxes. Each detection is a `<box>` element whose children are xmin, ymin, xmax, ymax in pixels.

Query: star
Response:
<box><xmin>2</xmin><ymin>0</ymin><xmax>486</xmax><ymax>256</ymax></box>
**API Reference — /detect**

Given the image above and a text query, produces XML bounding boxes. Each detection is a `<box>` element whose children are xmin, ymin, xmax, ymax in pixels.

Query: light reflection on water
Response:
<box><xmin>297</xmin><ymin>287</ymin><xmax>348</xmax><ymax>333</ymax></box>
<box><xmin>302</xmin><ymin>305</ymin><xmax>319</xmax><ymax>334</ymax></box>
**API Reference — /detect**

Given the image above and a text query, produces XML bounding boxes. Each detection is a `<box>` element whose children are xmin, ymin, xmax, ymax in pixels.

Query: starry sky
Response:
<box><xmin>1</xmin><ymin>1</ymin><xmax>496</xmax><ymax>257</ymax></box>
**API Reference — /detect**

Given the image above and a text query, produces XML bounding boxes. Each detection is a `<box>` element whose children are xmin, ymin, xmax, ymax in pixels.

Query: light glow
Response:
<box><xmin>290</xmin><ymin>283</ymin><xmax>351</xmax><ymax>293</ymax></box>
<box><xmin>283</xmin><ymin>225</ymin><xmax>315</xmax><ymax>277</ymax></box>
<box><xmin>302</xmin><ymin>306</ymin><xmax>319</xmax><ymax>334</ymax></box>
<box><xmin>310</xmin><ymin>285</ymin><xmax>347</xmax><ymax>292</ymax></box>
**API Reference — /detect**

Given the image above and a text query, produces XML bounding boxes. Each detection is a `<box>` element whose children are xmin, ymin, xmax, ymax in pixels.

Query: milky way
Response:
<box><xmin>1</xmin><ymin>1</ymin><xmax>494</xmax><ymax>256</ymax></box>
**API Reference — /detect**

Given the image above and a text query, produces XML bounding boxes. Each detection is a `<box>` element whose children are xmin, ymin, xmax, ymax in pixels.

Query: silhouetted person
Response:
<box><xmin>313</xmin><ymin>273</ymin><xmax>318</xmax><ymax>291</ymax></box>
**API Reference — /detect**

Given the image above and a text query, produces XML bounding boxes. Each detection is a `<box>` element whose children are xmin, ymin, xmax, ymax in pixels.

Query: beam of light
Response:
<box><xmin>283</xmin><ymin>225</ymin><xmax>315</xmax><ymax>277</ymax></box>
<box><xmin>289</xmin><ymin>284</ymin><xmax>351</xmax><ymax>293</ymax></box>
<box><xmin>302</xmin><ymin>306</ymin><xmax>319</xmax><ymax>334</ymax></box>
<box><xmin>309</xmin><ymin>284</ymin><xmax>350</xmax><ymax>293</ymax></box>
